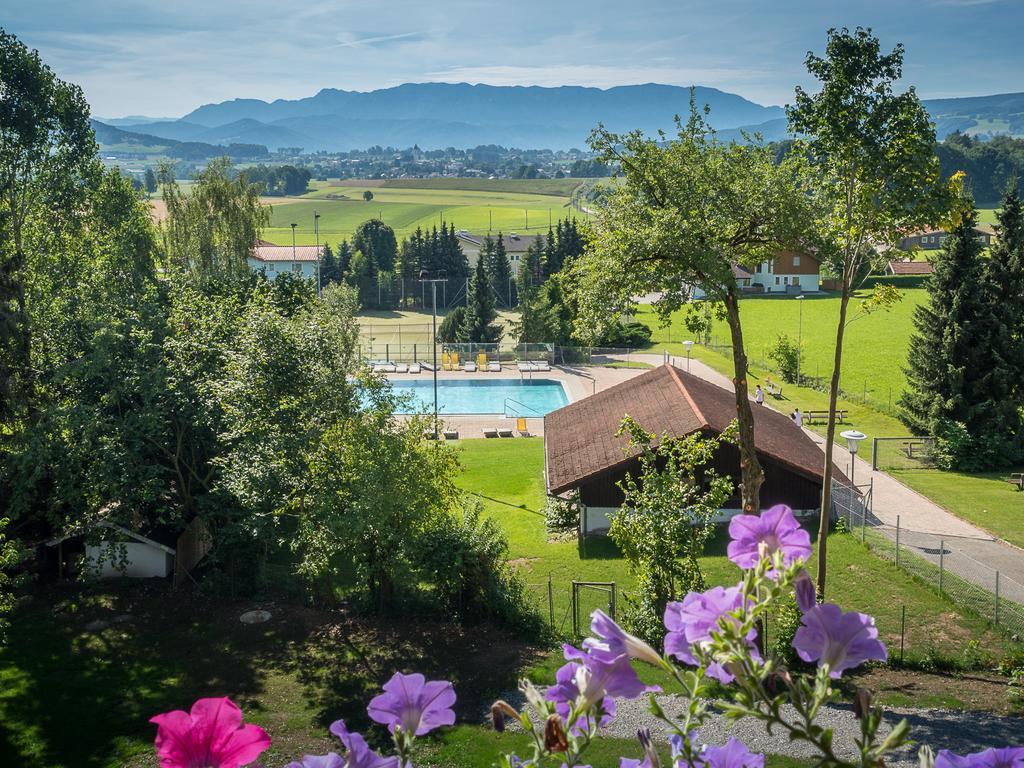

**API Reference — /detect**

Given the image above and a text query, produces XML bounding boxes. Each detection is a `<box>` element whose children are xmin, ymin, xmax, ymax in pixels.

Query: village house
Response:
<box><xmin>897</xmin><ymin>224</ymin><xmax>996</xmax><ymax>251</ymax></box>
<box><xmin>543</xmin><ymin>364</ymin><xmax>838</xmax><ymax>535</ymax></box>
<box><xmin>689</xmin><ymin>250</ymin><xmax>821</xmax><ymax>299</ymax></box>
<box><xmin>247</xmin><ymin>239</ymin><xmax>323</xmax><ymax>281</ymax></box>
<box><xmin>456</xmin><ymin>231</ymin><xmax>536</xmax><ymax>270</ymax></box>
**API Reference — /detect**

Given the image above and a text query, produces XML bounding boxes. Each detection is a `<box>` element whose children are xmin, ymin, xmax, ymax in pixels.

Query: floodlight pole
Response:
<box><xmin>796</xmin><ymin>295</ymin><xmax>805</xmax><ymax>384</ymax></box>
<box><xmin>420</xmin><ymin>271</ymin><xmax>448</xmax><ymax>440</ymax></box>
<box><xmin>314</xmin><ymin>212</ymin><xmax>321</xmax><ymax>294</ymax></box>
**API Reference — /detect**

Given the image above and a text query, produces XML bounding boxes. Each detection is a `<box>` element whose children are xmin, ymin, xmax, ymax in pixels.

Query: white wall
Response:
<box><xmin>580</xmin><ymin>505</ymin><xmax>819</xmax><ymax>534</ymax></box>
<box><xmin>247</xmin><ymin>258</ymin><xmax>318</xmax><ymax>282</ymax></box>
<box><xmin>85</xmin><ymin>542</ymin><xmax>172</xmax><ymax>578</ymax></box>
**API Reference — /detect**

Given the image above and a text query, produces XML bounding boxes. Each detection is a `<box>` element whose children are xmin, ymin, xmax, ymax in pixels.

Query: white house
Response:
<box><xmin>247</xmin><ymin>240</ymin><xmax>322</xmax><ymax>282</ymax></box>
<box><xmin>689</xmin><ymin>250</ymin><xmax>821</xmax><ymax>299</ymax></box>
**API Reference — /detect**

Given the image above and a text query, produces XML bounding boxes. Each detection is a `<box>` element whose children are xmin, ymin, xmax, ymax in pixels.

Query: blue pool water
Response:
<box><xmin>390</xmin><ymin>378</ymin><xmax>569</xmax><ymax>416</ymax></box>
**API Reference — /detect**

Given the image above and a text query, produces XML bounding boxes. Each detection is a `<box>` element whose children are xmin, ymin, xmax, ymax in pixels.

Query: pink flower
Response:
<box><xmin>150</xmin><ymin>697</ymin><xmax>270</xmax><ymax>768</ymax></box>
<box><xmin>367</xmin><ymin>672</ymin><xmax>456</xmax><ymax>736</ymax></box>
<box><xmin>727</xmin><ymin>505</ymin><xmax>812</xmax><ymax>570</ymax></box>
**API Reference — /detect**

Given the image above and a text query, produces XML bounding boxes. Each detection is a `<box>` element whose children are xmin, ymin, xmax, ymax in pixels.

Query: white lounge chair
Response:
<box><xmin>408</xmin><ymin>363</ymin><xmax>422</xmax><ymax>374</ymax></box>
<box><xmin>463</xmin><ymin>361</ymin><xmax>478</xmax><ymax>372</ymax></box>
<box><xmin>533</xmin><ymin>360</ymin><xmax>551</xmax><ymax>371</ymax></box>
<box><xmin>516</xmin><ymin>361</ymin><xmax>531</xmax><ymax>372</ymax></box>
<box><xmin>487</xmin><ymin>361</ymin><xmax>502</xmax><ymax>372</ymax></box>
<box><xmin>443</xmin><ymin>428</ymin><xmax>459</xmax><ymax>440</ymax></box>
<box><xmin>482</xmin><ymin>427</ymin><xmax>499</xmax><ymax>438</ymax></box>
<box><xmin>393</xmin><ymin>362</ymin><xmax>408</xmax><ymax>373</ymax></box>
<box><xmin>497</xmin><ymin>427</ymin><xmax>514</xmax><ymax>438</ymax></box>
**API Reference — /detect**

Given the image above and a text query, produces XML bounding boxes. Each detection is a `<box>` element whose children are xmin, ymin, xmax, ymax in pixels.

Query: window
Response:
<box><xmin>775</xmin><ymin>276</ymin><xmax>780</xmax><ymax>286</ymax></box>
<box><xmin>292</xmin><ymin>263</ymin><xmax>302</xmax><ymax>273</ymax></box>
<box><xmin>793</xmin><ymin>255</ymin><xmax>801</xmax><ymax>267</ymax></box>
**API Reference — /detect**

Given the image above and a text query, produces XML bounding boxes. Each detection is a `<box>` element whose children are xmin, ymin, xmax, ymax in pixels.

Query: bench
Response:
<box><xmin>803</xmin><ymin>409</ymin><xmax>849</xmax><ymax>424</ymax></box>
<box><xmin>1005</xmin><ymin>472</ymin><xmax>1024</xmax><ymax>491</ymax></box>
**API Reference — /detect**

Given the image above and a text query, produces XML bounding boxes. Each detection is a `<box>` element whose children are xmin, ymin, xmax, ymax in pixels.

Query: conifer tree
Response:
<box><xmin>526</xmin><ymin>235</ymin><xmax>545</xmax><ymax>284</ymax></box>
<box><xmin>513</xmin><ymin>260</ymin><xmax>545</xmax><ymax>343</ymax></box>
<box><xmin>900</xmin><ymin>208</ymin><xmax>999</xmax><ymax>466</ymax></box>
<box><xmin>458</xmin><ymin>254</ymin><xmax>501</xmax><ymax>343</ymax></box>
<box><xmin>320</xmin><ymin>243</ymin><xmax>339</xmax><ymax>287</ymax></box>
<box><xmin>485</xmin><ymin>233</ymin><xmax>513</xmax><ymax>307</ymax></box>
<box><xmin>336</xmin><ymin>240</ymin><xmax>352</xmax><ymax>276</ymax></box>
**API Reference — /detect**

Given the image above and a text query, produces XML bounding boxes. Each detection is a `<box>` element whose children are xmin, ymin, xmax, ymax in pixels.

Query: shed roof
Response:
<box><xmin>544</xmin><ymin>364</ymin><xmax>833</xmax><ymax>495</ymax></box>
<box><xmin>887</xmin><ymin>260</ymin><xmax>934</xmax><ymax>275</ymax></box>
<box><xmin>251</xmin><ymin>244</ymin><xmax>323</xmax><ymax>263</ymax></box>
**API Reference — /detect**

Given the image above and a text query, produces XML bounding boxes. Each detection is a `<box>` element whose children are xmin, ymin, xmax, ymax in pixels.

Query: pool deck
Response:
<box><xmin>387</xmin><ymin>362</ymin><xmax>646</xmax><ymax>439</ymax></box>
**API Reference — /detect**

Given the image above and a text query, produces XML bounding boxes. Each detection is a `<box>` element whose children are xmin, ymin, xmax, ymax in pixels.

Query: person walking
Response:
<box><xmin>793</xmin><ymin>408</ymin><xmax>804</xmax><ymax>427</ymax></box>
<box><xmin>754</xmin><ymin>385</ymin><xmax>764</xmax><ymax>406</ymax></box>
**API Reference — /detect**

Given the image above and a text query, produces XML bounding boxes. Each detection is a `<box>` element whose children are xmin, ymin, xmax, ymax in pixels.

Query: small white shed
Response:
<box><xmin>48</xmin><ymin>522</ymin><xmax>176</xmax><ymax>579</ymax></box>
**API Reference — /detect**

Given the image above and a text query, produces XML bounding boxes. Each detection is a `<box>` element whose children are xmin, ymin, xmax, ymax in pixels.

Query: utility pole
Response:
<box><xmin>314</xmin><ymin>212</ymin><xmax>321</xmax><ymax>294</ymax></box>
<box><xmin>420</xmin><ymin>270</ymin><xmax>448</xmax><ymax>440</ymax></box>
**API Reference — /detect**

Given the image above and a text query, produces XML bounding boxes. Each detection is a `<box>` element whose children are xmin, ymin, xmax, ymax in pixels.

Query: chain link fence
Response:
<box><xmin>832</xmin><ymin>480</ymin><xmax>1024</xmax><ymax>638</ymax></box>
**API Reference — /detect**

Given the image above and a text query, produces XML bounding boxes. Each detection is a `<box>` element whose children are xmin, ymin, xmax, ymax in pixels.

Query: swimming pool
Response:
<box><xmin>390</xmin><ymin>378</ymin><xmax>569</xmax><ymax>416</ymax></box>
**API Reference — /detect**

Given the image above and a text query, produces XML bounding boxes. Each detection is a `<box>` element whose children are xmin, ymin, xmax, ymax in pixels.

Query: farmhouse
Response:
<box><xmin>689</xmin><ymin>250</ymin><xmax>820</xmax><ymax>299</ymax></box>
<box><xmin>456</xmin><ymin>231</ymin><xmax>535</xmax><ymax>269</ymax></box>
<box><xmin>897</xmin><ymin>224</ymin><xmax>995</xmax><ymax>251</ymax></box>
<box><xmin>248</xmin><ymin>240</ymin><xmax>323</xmax><ymax>281</ymax></box>
<box><xmin>544</xmin><ymin>364</ymin><xmax>835</xmax><ymax>534</ymax></box>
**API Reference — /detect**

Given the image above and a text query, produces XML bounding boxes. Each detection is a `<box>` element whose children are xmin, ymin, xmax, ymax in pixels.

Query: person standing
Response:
<box><xmin>754</xmin><ymin>385</ymin><xmax>764</xmax><ymax>406</ymax></box>
<box><xmin>794</xmin><ymin>408</ymin><xmax>804</xmax><ymax>427</ymax></box>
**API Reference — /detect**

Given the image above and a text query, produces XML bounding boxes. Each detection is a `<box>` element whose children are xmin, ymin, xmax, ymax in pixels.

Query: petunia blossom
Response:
<box><xmin>285</xmin><ymin>754</ymin><xmax>344</xmax><ymax>768</ymax></box>
<box><xmin>793</xmin><ymin>603</ymin><xmax>887</xmax><ymax>678</ymax></box>
<box><xmin>150</xmin><ymin>697</ymin><xmax>271</xmax><ymax>768</ymax></box>
<box><xmin>936</xmin><ymin>748</ymin><xmax>1024</xmax><ymax>768</ymax></box>
<box><xmin>698</xmin><ymin>737</ymin><xmax>765</xmax><ymax>768</ymax></box>
<box><xmin>663</xmin><ymin>585</ymin><xmax>760</xmax><ymax>683</ymax></box>
<box><xmin>561</xmin><ymin>644</ymin><xmax>657</xmax><ymax>710</ymax></box>
<box><xmin>545</xmin><ymin>660</ymin><xmax>617</xmax><ymax>734</ymax></box>
<box><xmin>329</xmin><ymin>719</ymin><xmax>401</xmax><ymax>768</ymax></box>
<box><xmin>585</xmin><ymin>609</ymin><xmax>663</xmax><ymax>667</ymax></box>
<box><xmin>793</xmin><ymin>569</ymin><xmax>817</xmax><ymax>613</ymax></box>
<box><xmin>366</xmin><ymin>672</ymin><xmax>456</xmax><ymax>736</ymax></box>
<box><xmin>727</xmin><ymin>504</ymin><xmax>812</xmax><ymax>570</ymax></box>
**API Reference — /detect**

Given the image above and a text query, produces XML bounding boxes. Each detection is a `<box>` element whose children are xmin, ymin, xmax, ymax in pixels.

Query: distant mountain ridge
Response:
<box><xmin>100</xmin><ymin>83</ymin><xmax>1024</xmax><ymax>152</ymax></box>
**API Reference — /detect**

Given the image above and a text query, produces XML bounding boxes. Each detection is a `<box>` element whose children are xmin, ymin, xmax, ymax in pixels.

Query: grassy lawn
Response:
<box><xmin>891</xmin><ymin>469</ymin><xmax>1024</xmax><ymax>549</ymax></box>
<box><xmin>454</xmin><ymin>438</ymin><xmax>1010</xmax><ymax>658</ymax></box>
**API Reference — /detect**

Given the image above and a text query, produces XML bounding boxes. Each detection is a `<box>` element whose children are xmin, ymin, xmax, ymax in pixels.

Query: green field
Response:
<box><xmin>262</xmin><ymin>180</ymin><xmax>589</xmax><ymax>245</ymax></box>
<box><xmin>343</xmin><ymin>177</ymin><xmax>588</xmax><ymax>196</ymax></box>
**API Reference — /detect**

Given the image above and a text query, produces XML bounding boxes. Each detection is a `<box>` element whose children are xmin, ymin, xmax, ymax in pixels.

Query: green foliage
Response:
<box><xmin>436</xmin><ymin>306</ymin><xmax>465</xmax><ymax>343</ymax></box>
<box><xmin>243</xmin><ymin>164</ymin><xmax>311</xmax><ymax>196</ymax></box>
<box><xmin>481</xmin><ymin>234</ymin><xmax>514</xmax><ymax>306</ymax></box>
<box><xmin>458</xmin><ymin>256</ymin><xmax>501</xmax><ymax>343</ymax></box>
<box><xmin>767</xmin><ymin>332</ymin><xmax>800</xmax><ymax>383</ymax></box>
<box><xmin>599</xmin><ymin>320</ymin><xmax>652</xmax><ymax>347</ymax></box>
<box><xmin>610</xmin><ymin>417</ymin><xmax>734</xmax><ymax>642</ymax></box>
<box><xmin>363</xmin><ymin>190</ymin><xmax>374</xmax><ymax>201</ymax></box>
<box><xmin>0</xmin><ymin>517</ymin><xmax>21</xmax><ymax>641</ymax></box>
<box><xmin>770</xmin><ymin>597</ymin><xmax>803</xmax><ymax>666</ymax></box>
<box><xmin>543</xmin><ymin>493</ymin><xmax>579</xmax><ymax>537</ymax></box>
<box><xmin>413</xmin><ymin>501</ymin><xmax>545</xmax><ymax>632</ymax></box>
<box><xmin>352</xmin><ymin>218</ymin><xmax>398</xmax><ymax>274</ymax></box>
<box><xmin>937</xmin><ymin>133</ymin><xmax>1024</xmax><ymax>205</ymax></box>
<box><xmin>158</xmin><ymin>158</ymin><xmax>268</xmax><ymax>282</ymax></box>
<box><xmin>143</xmin><ymin>168</ymin><xmax>157</xmax><ymax>194</ymax></box>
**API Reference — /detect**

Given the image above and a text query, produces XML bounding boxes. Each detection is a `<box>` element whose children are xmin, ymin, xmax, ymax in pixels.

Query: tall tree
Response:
<box><xmin>320</xmin><ymin>243</ymin><xmax>340</xmax><ymax>287</ymax></box>
<box><xmin>143</xmin><ymin>168</ymin><xmax>158</xmax><ymax>195</ymax></box>
<box><xmin>0</xmin><ymin>29</ymin><xmax>98</xmax><ymax>420</ymax></box>
<box><xmin>484</xmin><ymin>232</ymin><xmax>513</xmax><ymax>307</ymax></box>
<box><xmin>352</xmin><ymin>218</ymin><xmax>397</xmax><ymax>274</ymax></box>
<box><xmin>578</xmin><ymin>99</ymin><xmax>815</xmax><ymax>514</ymax></box>
<box><xmin>787</xmin><ymin>27</ymin><xmax>949</xmax><ymax>599</ymax></box>
<box><xmin>458</xmin><ymin>254</ymin><xmax>501</xmax><ymax>343</ymax></box>
<box><xmin>158</xmin><ymin>158</ymin><xmax>268</xmax><ymax>283</ymax></box>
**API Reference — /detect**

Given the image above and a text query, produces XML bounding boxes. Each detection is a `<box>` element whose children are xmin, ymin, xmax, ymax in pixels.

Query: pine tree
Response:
<box><xmin>513</xmin><ymin>259</ymin><xmax>546</xmax><ymax>343</ymax></box>
<box><xmin>899</xmin><ymin>209</ymin><xmax>998</xmax><ymax>459</ymax></box>
<box><xmin>320</xmin><ymin>243</ymin><xmax>339</xmax><ymax>286</ymax></box>
<box><xmin>336</xmin><ymin>240</ymin><xmax>352</xmax><ymax>276</ymax></box>
<box><xmin>543</xmin><ymin>227</ymin><xmax>558</xmax><ymax>278</ymax></box>
<box><xmin>526</xmin><ymin>235</ymin><xmax>545</xmax><ymax>284</ymax></box>
<box><xmin>481</xmin><ymin>232</ymin><xmax>512</xmax><ymax>307</ymax></box>
<box><xmin>458</xmin><ymin>255</ymin><xmax>501</xmax><ymax>343</ymax></box>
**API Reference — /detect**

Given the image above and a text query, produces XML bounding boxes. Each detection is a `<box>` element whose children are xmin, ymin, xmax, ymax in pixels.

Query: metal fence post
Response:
<box><xmin>995</xmin><ymin>572</ymin><xmax>1001</xmax><ymax>625</ymax></box>
<box><xmin>571</xmin><ymin>581</ymin><xmax>578</xmax><ymax>638</ymax></box>
<box><xmin>871</xmin><ymin>438</ymin><xmax>879</xmax><ymax>471</ymax></box>
<box><xmin>939</xmin><ymin>540</ymin><xmax>944</xmax><ymax>593</ymax></box>
<box><xmin>895</xmin><ymin>515</ymin><xmax>901</xmax><ymax>566</ymax></box>
<box><xmin>548</xmin><ymin>576</ymin><xmax>554</xmax><ymax>629</ymax></box>
<box><xmin>900</xmin><ymin>605</ymin><xmax>906</xmax><ymax>664</ymax></box>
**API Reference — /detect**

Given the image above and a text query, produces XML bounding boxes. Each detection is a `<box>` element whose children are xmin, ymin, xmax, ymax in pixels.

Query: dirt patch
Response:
<box><xmin>508</xmin><ymin>557</ymin><xmax>539</xmax><ymax>571</ymax></box>
<box><xmin>844</xmin><ymin>667</ymin><xmax>1020</xmax><ymax>715</ymax></box>
<box><xmin>147</xmin><ymin>195</ymin><xmax>304</xmax><ymax>223</ymax></box>
<box><xmin>332</xmin><ymin>179</ymin><xmax>386</xmax><ymax>188</ymax></box>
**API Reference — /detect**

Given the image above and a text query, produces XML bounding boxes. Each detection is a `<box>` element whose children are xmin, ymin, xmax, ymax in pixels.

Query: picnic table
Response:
<box><xmin>1006</xmin><ymin>472</ymin><xmax>1024</xmax><ymax>491</ymax></box>
<box><xmin>901</xmin><ymin>440</ymin><xmax>930</xmax><ymax>460</ymax></box>
<box><xmin>802</xmin><ymin>409</ymin><xmax>848</xmax><ymax>424</ymax></box>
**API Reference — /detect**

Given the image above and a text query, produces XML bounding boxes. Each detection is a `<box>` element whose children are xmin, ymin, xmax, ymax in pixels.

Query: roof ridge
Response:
<box><xmin>665</xmin><ymin>364</ymin><xmax>708</xmax><ymax>428</ymax></box>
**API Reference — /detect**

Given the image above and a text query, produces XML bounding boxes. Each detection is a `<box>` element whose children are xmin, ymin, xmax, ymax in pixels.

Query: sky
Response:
<box><xmin>6</xmin><ymin>0</ymin><xmax>1022</xmax><ymax>118</ymax></box>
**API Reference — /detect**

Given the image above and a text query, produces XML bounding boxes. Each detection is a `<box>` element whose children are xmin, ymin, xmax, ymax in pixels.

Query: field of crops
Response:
<box><xmin>262</xmin><ymin>179</ymin><xmax>588</xmax><ymax>245</ymax></box>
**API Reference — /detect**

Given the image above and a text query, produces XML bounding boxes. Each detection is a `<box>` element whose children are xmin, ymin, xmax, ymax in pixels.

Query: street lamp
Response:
<box><xmin>796</xmin><ymin>295</ymin><xmax>806</xmax><ymax>384</ymax></box>
<box><xmin>290</xmin><ymin>223</ymin><xmax>297</xmax><ymax>276</ymax></box>
<box><xmin>314</xmin><ymin>212</ymin><xmax>321</xmax><ymax>294</ymax></box>
<box><xmin>683</xmin><ymin>340</ymin><xmax>694</xmax><ymax>372</ymax></box>
<box><xmin>420</xmin><ymin>269</ymin><xmax>448</xmax><ymax>440</ymax></box>
<box><xmin>840</xmin><ymin>429</ymin><xmax>867</xmax><ymax>486</ymax></box>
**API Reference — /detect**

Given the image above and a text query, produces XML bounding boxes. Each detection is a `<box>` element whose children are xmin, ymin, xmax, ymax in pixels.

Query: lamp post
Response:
<box><xmin>840</xmin><ymin>429</ymin><xmax>867</xmax><ymax>487</ymax></box>
<box><xmin>796</xmin><ymin>295</ymin><xmax>805</xmax><ymax>384</ymax></box>
<box><xmin>420</xmin><ymin>269</ymin><xmax>448</xmax><ymax>440</ymax></box>
<box><xmin>290</xmin><ymin>223</ymin><xmax>297</xmax><ymax>276</ymax></box>
<box><xmin>683</xmin><ymin>340</ymin><xmax>694</xmax><ymax>372</ymax></box>
<box><xmin>314</xmin><ymin>212</ymin><xmax>321</xmax><ymax>294</ymax></box>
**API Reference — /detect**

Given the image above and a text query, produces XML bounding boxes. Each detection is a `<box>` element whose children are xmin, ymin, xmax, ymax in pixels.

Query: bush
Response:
<box><xmin>599</xmin><ymin>321</ymin><xmax>652</xmax><ymax>347</ymax></box>
<box><xmin>544</xmin><ymin>493</ymin><xmax>579</xmax><ymax>537</ymax></box>
<box><xmin>767</xmin><ymin>333</ymin><xmax>800</xmax><ymax>383</ymax></box>
<box><xmin>933</xmin><ymin>418</ymin><xmax>1018</xmax><ymax>471</ymax></box>
<box><xmin>770</xmin><ymin>598</ymin><xmax>803</xmax><ymax>666</ymax></box>
<box><xmin>413</xmin><ymin>501</ymin><xmax>545</xmax><ymax>633</ymax></box>
<box><xmin>436</xmin><ymin>306</ymin><xmax>465</xmax><ymax>343</ymax></box>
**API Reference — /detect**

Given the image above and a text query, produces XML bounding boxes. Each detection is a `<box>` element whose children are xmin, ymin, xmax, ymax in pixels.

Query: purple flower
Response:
<box><xmin>366</xmin><ymin>672</ymin><xmax>456</xmax><ymax>736</ymax></box>
<box><xmin>329</xmin><ymin>719</ymin><xmax>401</xmax><ymax>768</ymax></box>
<box><xmin>584</xmin><ymin>610</ymin><xmax>663</xmax><ymax>667</ymax></box>
<box><xmin>698</xmin><ymin>737</ymin><xmax>764</xmax><ymax>768</ymax></box>
<box><xmin>561</xmin><ymin>644</ymin><xmax>657</xmax><ymax>707</ymax></box>
<box><xmin>663</xmin><ymin>586</ymin><xmax>759</xmax><ymax>683</ymax></box>
<box><xmin>727</xmin><ymin>504</ymin><xmax>812</xmax><ymax>570</ymax></box>
<box><xmin>794</xmin><ymin>569</ymin><xmax>817</xmax><ymax>613</ymax></box>
<box><xmin>545</xmin><ymin>660</ymin><xmax>617</xmax><ymax>733</ymax></box>
<box><xmin>936</xmin><ymin>748</ymin><xmax>1024</xmax><ymax>768</ymax></box>
<box><xmin>793</xmin><ymin>603</ymin><xmax>887</xmax><ymax>678</ymax></box>
<box><xmin>620</xmin><ymin>728</ymin><xmax>660</xmax><ymax>768</ymax></box>
<box><xmin>286</xmin><ymin>755</ymin><xmax>344</xmax><ymax>768</ymax></box>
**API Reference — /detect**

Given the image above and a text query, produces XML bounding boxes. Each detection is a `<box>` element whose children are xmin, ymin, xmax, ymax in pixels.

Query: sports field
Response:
<box><xmin>262</xmin><ymin>179</ymin><xmax>590</xmax><ymax>245</ymax></box>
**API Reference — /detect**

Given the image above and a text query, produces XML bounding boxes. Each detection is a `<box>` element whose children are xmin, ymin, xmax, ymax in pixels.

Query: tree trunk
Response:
<box><xmin>816</xmin><ymin>285</ymin><xmax>852</xmax><ymax>600</ymax></box>
<box><xmin>723</xmin><ymin>288</ymin><xmax>764</xmax><ymax>513</ymax></box>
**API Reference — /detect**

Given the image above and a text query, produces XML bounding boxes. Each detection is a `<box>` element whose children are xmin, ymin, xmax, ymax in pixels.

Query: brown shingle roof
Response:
<box><xmin>887</xmin><ymin>260</ymin><xmax>934</xmax><ymax>276</ymax></box>
<box><xmin>251</xmin><ymin>244</ymin><xmax>323</xmax><ymax>263</ymax></box>
<box><xmin>544</xmin><ymin>364</ymin><xmax>830</xmax><ymax>495</ymax></box>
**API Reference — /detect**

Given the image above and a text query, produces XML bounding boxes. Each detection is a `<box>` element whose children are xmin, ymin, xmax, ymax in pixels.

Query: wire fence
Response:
<box><xmin>359</xmin><ymin>338</ymin><xmax>665</xmax><ymax>369</ymax></box>
<box><xmin>871</xmin><ymin>436</ymin><xmax>938</xmax><ymax>471</ymax></box>
<box><xmin>832</xmin><ymin>480</ymin><xmax>1024</xmax><ymax>638</ymax></box>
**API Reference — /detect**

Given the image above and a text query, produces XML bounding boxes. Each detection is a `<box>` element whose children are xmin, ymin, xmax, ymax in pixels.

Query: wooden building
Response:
<box><xmin>544</xmin><ymin>365</ymin><xmax>836</xmax><ymax>534</ymax></box>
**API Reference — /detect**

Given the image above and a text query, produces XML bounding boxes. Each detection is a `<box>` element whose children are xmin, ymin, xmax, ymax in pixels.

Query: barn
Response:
<box><xmin>543</xmin><ymin>364</ymin><xmax>834</xmax><ymax>534</ymax></box>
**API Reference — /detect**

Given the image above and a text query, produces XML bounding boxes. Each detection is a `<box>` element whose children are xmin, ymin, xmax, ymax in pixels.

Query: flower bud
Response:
<box><xmin>853</xmin><ymin>688</ymin><xmax>872</xmax><ymax>720</ymax></box>
<box><xmin>491</xmin><ymin>700</ymin><xmax>518</xmax><ymax>732</ymax></box>
<box><xmin>544</xmin><ymin>714</ymin><xmax>569</xmax><ymax>752</ymax></box>
<box><xmin>794</xmin><ymin>569</ymin><xmax>817</xmax><ymax>613</ymax></box>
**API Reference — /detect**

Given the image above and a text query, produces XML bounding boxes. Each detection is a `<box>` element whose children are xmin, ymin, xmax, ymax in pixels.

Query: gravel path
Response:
<box><xmin>489</xmin><ymin>692</ymin><xmax>1024</xmax><ymax>765</ymax></box>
